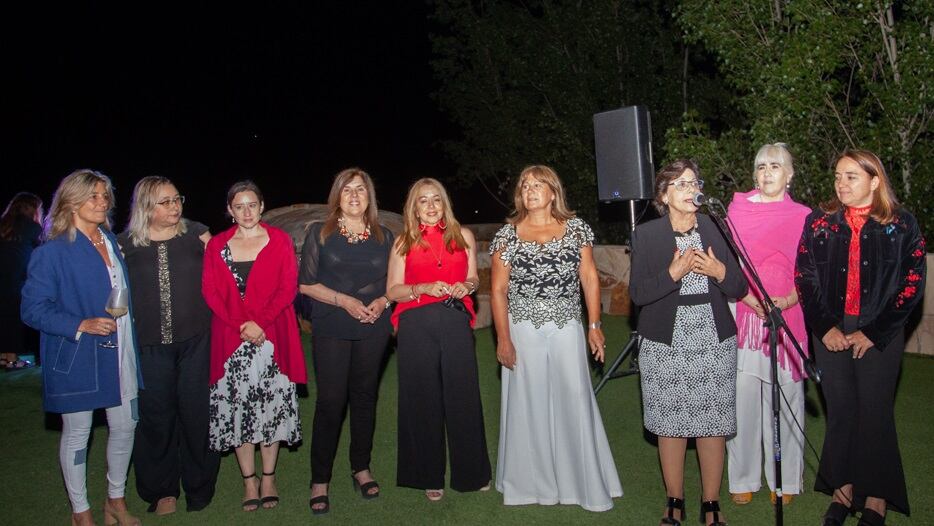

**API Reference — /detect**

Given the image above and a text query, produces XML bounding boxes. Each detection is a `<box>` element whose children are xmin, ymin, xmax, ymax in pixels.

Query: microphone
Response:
<box><xmin>692</xmin><ymin>192</ymin><xmax>720</xmax><ymax>207</ymax></box>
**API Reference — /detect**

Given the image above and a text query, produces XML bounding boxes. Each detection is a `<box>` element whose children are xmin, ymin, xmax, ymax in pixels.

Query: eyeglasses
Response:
<box><xmin>667</xmin><ymin>179</ymin><xmax>704</xmax><ymax>192</ymax></box>
<box><xmin>156</xmin><ymin>196</ymin><xmax>185</xmax><ymax>207</ymax></box>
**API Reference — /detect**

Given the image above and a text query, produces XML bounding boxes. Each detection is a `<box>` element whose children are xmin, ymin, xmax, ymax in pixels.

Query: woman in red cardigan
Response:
<box><xmin>202</xmin><ymin>180</ymin><xmax>307</xmax><ymax>512</ymax></box>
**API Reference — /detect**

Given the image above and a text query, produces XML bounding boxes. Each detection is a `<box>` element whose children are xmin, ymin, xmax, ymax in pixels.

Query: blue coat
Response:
<box><xmin>21</xmin><ymin>228</ymin><xmax>143</xmax><ymax>414</ymax></box>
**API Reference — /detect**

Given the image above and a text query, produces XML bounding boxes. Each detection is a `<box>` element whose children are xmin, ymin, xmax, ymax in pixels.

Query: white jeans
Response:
<box><xmin>60</xmin><ymin>398</ymin><xmax>138</xmax><ymax>513</ymax></box>
<box><xmin>726</xmin><ymin>372</ymin><xmax>805</xmax><ymax>494</ymax></box>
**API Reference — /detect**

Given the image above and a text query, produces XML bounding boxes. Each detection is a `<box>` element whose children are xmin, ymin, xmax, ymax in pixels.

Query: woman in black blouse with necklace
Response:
<box><xmin>299</xmin><ymin>168</ymin><xmax>395</xmax><ymax>515</ymax></box>
<box><xmin>118</xmin><ymin>176</ymin><xmax>219</xmax><ymax>515</ymax></box>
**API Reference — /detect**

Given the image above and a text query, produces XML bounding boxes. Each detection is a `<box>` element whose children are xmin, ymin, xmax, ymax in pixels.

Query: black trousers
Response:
<box><xmin>814</xmin><ymin>315</ymin><xmax>909</xmax><ymax>515</ymax></box>
<box><xmin>396</xmin><ymin>303</ymin><xmax>492</xmax><ymax>491</ymax></box>
<box><xmin>133</xmin><ymin>331</ymin><xmax>220</xmax><ymax>511</ymax></box>
<box><xmin>310</xmin><ymin>330</ymin><xmax>390</xmax><ymax>484</ymax></box>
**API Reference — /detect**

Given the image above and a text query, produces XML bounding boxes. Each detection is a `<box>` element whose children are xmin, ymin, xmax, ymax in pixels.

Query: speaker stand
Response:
<box><xmin>594</xmin><ymin>199</ymin><xmax>641</xmax><ymax>395</ymax></box>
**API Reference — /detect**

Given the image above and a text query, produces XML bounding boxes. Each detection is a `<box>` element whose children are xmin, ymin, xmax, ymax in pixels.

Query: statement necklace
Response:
<box><xmin>338</xmin><ymin>216</ymin><xmax>370</xmax><ymax>244</ymax></box>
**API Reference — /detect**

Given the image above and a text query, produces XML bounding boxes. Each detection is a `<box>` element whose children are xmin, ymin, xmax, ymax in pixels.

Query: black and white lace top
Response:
<box><xmin>490</xmin><ymin>217</ymin><xmax>595</xmax><ymax>328</ymax></box>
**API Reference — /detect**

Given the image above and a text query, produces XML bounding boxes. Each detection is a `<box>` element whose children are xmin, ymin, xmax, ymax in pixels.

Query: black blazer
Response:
<box><xmin>629</xmin><ymin>214</ymin><xmax>748</xmax><ymax>345</ymax></box>
<box><xmin>794</xmin><ymin>208</ymin><xmax>926</xmax><ymax>350</ymax></box>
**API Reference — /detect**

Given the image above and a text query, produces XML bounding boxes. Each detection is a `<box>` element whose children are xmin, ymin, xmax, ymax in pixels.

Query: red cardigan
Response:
<box><xmin>202</xmin><ymin>223</ymin><xmax>307</xmax><ymax>384</ymax></box>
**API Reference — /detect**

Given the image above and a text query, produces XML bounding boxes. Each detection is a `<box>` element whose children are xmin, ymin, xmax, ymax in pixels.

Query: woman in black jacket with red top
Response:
<box><xmin>795</xmin><ymin>149</ymin><xmax>926</xmax><ymax>526</ymax></box>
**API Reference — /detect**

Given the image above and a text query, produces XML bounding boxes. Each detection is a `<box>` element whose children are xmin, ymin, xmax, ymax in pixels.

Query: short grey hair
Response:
<box><xmin>753</xmin><ymin>143</ymin><xmax>794</xmax><ymax>176</ymax></box>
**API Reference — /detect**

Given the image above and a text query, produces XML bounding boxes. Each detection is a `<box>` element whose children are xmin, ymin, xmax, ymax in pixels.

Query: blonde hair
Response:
<box><xmin>319</xmin><ymin>168</ymin><xmax>385</xmax><ymax>244</ymax></box>
<box><xmin>396</xmin><ymin>178</ymin><xmax>467</xmax><ymax>256</ymax></box>
<box><xmin>126</xmin><ymin>176</ymin><xmax>189</xmax><ymax>247</ymax></box>
<box><xmin>508</xmin><ymin>165</ymin><xmax>576</xmax><ymax>224</ymax></box>
<box><xmin>44</xmin><ymin>169</ymin><xmax>115</xmax><ymax>241</ymax></box>
<box><xmin>821</xmin><ymin>149</ymin><xmax>899</xmax><ymax>224</ymax></box>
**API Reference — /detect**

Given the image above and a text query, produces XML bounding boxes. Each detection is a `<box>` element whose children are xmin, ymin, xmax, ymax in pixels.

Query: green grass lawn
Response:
<box><xmin>2</xmin><ymin>316</ymin><xmax>932</xmax><ymax>525</ymax></box>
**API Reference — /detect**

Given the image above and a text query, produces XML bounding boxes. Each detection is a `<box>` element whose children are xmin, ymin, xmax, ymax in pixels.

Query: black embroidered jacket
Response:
<box><xmin>794</xmin><ymin>208</ymin><xmax>926</xmax><ymax>350</ymax></box>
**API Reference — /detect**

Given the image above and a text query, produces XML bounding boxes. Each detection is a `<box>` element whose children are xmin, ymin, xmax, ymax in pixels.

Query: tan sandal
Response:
<box><xmin>730</xmin><ymin>492</ymin><xmax>753</xmax><ymax>505</ymax></box>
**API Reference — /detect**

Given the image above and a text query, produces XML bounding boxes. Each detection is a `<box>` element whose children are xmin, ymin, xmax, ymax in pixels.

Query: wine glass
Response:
<box><xmin>100</xmin><ymin>287</ymin><xmax>128</xmax><ymax>349</ymax></box>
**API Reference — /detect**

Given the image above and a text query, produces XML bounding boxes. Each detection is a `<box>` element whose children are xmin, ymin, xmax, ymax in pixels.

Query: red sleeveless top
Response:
<box><xmin>390</xmin><ymin>224</ymin><xmax>476</xmax><ymax>329</ymax></box>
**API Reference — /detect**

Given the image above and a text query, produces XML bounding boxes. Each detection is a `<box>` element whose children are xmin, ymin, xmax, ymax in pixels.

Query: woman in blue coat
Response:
<box><xmin>21</xmin><ymin>169</ymin><xmax>143</xmax><ymax>526</ymax></box>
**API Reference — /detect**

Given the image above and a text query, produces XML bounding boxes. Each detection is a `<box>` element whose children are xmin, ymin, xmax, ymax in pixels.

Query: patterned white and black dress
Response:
<box><xmin>208</xmin><ymin>247</ymin><xmax>302</xmax><ymax>451</ymax></box>
<box><xmin>639</xmin><ymin>227</ymin><xmax>737</xmax><ymax>437</ymax></box>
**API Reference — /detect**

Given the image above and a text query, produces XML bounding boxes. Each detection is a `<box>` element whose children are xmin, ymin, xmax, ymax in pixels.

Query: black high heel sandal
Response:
<box><xmin>857</xmin><ymin>509</ymin><xmax>885</xmax><ymax>526</ymax></box>
<box><xmin>822</xmin><ymin>501</ymin><xmax>853</xmax><ymax>526</ymax></box>
<box><xmin>699</xmin><ymin>500</ymin><xmax>727</xmax><ymax>525</ymax></box>
<box><xmin>309</xmin><ymin>481</ymin><xmax>330</xmax><ymax>516</ymax></box>
<box><xmin>660</xmin><ymin>496</ymin><xmax>686</xmax><ymax>525</ymax></box>
<box><xmin>308</xmin><ymin>495</ymin><xmax>330</xmax><ymax>516</ymax></box>
<box><xmin>260</xmin><ymin>471</ymin><xmax>279</xmax><ymax>509</ymax></box>
<box><xmin>351</xmin><ymin>470</ymin><xmax>381</xmax><ymax>500</ymax></box>
<box><xmin>241</xmin><ymin>473</ymin><xmax>260</xmax><ymax>512</ymax></box>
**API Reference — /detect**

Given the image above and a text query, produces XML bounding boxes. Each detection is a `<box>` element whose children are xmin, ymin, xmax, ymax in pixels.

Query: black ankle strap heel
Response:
<box><xmin>661</xmin><ymin>496</ymin><xmax>686</xmax><ymax>525</ymax></box>
<box><xmin>823</xmin><ymin>501</ymin><xmax>853</xmax><ymax>526</ymax></box>
<box><xmin>699</xmin><ymin>500</ymin><xmax>727</xmax><ymax>525</ymax></box>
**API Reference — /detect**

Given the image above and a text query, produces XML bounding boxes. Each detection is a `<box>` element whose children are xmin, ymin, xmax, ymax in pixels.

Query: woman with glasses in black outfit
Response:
<box><xmin>119</xmin><ymin>177</ymin><xmax>219</xmax><ymax>515</ymax></box>
<box><xmin>630</xmin><ymin>160</ymin><xmax>747</xmax><ymax>526</ymax></box>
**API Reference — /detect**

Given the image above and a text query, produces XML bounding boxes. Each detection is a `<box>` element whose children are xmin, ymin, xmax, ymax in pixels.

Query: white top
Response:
<box><xmin>103</xmin><ymin>234</ymin><xmax>138</xmax><ymax>401</ymax></box>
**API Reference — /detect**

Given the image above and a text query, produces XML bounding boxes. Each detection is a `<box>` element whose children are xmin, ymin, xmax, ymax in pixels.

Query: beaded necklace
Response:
<box><xmin>338</xmin><ymin>216</ymin><xmax>370</xmax><ymax>244</ymax></box>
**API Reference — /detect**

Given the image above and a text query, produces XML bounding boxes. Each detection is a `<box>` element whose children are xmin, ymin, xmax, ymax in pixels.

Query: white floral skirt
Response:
<box><xmin>208</xmin><ymin>340</ymin><xmax>302</xmax><ymax>451</ymax></box>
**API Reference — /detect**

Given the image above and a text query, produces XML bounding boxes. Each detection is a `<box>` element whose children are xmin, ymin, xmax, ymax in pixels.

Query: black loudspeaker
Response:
<box><xmin>593</xmin><ymin>105</ymin><xmax>654</xmax><ymax>201</ymax></box>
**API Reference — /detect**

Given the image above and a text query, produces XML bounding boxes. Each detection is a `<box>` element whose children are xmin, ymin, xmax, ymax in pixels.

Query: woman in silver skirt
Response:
<box><xmin>490</xmin><ymin>165</ymin><xmax>622</xmax><ymax>512</ymax></box>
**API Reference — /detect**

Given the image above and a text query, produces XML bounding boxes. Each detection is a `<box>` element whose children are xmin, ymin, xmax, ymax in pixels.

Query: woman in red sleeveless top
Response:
<box><xmin>386</xmin><ymin>178</ymin><xmax>492</xmax><ymax>501</ymax></box>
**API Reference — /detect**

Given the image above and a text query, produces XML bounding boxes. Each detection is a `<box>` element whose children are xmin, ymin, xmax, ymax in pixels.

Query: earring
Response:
<box><xmin>231</xmin><ymin>217</ymin><xmax>235</xmax><ymax>223</ymax></box>
<box><xmin>786</xmin><ymin>182</ymin><xmax>791</xmax><ymax>189</ymax></box>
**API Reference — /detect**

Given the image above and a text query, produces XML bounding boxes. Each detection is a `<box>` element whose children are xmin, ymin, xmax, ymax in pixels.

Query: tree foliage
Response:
<box><xmin>669</xmin><ymin>0</ymin><xmax>934</xmax><ymax>238</ymax></box>
<box><xmin>429</xmin><ymin>0</ymin><xmax>727</xmax><ymax>230</ymax></box>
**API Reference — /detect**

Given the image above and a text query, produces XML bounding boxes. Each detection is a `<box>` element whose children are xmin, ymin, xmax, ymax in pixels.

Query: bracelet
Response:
<box><xmin>410</xmin><ymin>284</ymin><xmax>419</xmax><ymax>303</ymax></box>
<box><xmin>334</xmin><ymin>293</ymin><xmax>340</xmax><ymax>307</ymax></box>
<box><xmin>382</xmin><ymin>295</ymin><xmax>392</xmax><ymax>308</ymax></box>
<box><xmin>465</xmin><ymin>280</ymin><xmax>478</xmax><ymax>294</ymax></box>
<box><xmin>588</xmin><ymin>321</ymin><xmax>602</xmax><ymax>330</ymax></box>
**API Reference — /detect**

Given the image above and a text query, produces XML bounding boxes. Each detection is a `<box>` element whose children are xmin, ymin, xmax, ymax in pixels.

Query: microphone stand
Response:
<box><xmin>702</xmin><ymin>198</ymin><xmax>820</xmax><ymax>526</ymax></box>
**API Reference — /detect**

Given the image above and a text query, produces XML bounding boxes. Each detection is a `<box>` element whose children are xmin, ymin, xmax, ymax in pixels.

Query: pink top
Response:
<box><xmin>390</xmin><ymin>224</ymin><xmax>476</xmax><ymax>329</ymax></box>
<box><xmin>727</xmin><ymin>190</ymin><xmax>811</xmax><ymax>381</ymax></box>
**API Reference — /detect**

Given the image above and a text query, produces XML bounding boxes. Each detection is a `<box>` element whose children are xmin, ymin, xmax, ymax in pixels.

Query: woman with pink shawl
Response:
<box><xmin>725</xmin><ymin>143</ymin><xmax>811</xmax><ymax>506</ymax></box>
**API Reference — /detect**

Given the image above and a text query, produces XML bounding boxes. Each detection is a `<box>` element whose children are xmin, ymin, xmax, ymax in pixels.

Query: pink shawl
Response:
<box><xmin>726</xmin><ymin>190</ymin><xmax>812</xmax><ymax>380</ymax></box>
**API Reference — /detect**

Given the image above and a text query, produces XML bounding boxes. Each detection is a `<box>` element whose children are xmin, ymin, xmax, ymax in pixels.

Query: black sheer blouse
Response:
<box><xmin>299</xmin><ymin>222</ymin><xmax>394</xmax><ymax>340</ymax></box>
<box><xmin>118</xmin><ymin>220</ymin><xmax>211</xmax><ymax>346</ymax></box>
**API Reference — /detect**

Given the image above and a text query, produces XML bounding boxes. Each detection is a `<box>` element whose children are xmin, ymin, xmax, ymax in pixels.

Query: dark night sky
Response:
<box><xmin>4</xmin><ymin>2</ymin><xmax>497</xmax><ymax>232</ymax></box>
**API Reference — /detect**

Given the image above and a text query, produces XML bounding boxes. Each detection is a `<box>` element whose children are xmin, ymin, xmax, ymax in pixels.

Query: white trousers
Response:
<box><xmin>495</xmin><ymin>320</ymin><xmax>622</xmax><ymax>511</ymax></box>
<box><xmin>726</xmin><ymin>372</ymin><xmax>805</xmax><ymax>494</ymax></box>
<box><xmin>60</xmin><ymin>398</ymin><xmax>138</xmax><ymax>513</ymax></box>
